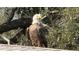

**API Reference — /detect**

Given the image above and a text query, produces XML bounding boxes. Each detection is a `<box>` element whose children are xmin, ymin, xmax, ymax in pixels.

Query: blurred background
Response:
<box><xmin>0</xmin><ymin>7</ymin><xmax>79</xmax><ymax>50</ymax></box>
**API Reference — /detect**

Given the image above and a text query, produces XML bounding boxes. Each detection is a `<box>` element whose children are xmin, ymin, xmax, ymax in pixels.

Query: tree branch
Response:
<box><xmin>0</xmin><ymin>17</ymin><xmax>32</xmax><ymax>34</ymax></box>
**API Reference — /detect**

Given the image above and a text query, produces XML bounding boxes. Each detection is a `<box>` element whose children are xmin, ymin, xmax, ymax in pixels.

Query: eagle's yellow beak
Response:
<box><xmin>33</xmin><ymin>14</ymin><xmax>47</xmax><ymax>21</ymax></box>
<box><xmin>37</xmin><ymin>14</ymin><xmax>46</xmax><ymax>20</ymax></box>
<box><xmin>41</xmin><ymin>15</ymin><xmax>46</xmax><ymax>20</ymax></box>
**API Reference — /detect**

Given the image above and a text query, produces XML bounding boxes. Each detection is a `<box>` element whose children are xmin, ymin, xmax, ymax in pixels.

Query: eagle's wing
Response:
<box><xmin>38</xmin><ymin>27</ymin><xmax>47</xmax><ymax>47</ymax></box>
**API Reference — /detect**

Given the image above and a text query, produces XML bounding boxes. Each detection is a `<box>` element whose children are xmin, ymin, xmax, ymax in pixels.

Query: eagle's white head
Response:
<box><xmin>32</xmin><ymin>14</ymin><xmax>43</xmax><ymax>24</ymax></box>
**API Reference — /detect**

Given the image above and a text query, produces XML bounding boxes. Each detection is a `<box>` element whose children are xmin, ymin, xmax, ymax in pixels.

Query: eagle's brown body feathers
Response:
<box><xmin>27</xmin><ymin>23</ymin><xmax>47</xmax><ymax>47</ymax></box>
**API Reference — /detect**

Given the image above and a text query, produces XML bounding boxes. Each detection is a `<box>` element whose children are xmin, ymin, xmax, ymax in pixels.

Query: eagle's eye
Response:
<box><xmin>36</xmin><ymin>14</ymin><xmax>42</xmax><ymax>20</ymax></box>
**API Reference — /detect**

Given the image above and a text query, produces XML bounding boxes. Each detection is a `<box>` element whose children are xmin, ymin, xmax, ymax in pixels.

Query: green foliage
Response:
<box><xmin>0</xmin><ymin>7</ymin><xmax>79</xmax><ymax>50</ymax></box>
<box><xmin>46</xmin><ymin>8</ymin><xmax>79</xmax><ymax>50</ymax></box>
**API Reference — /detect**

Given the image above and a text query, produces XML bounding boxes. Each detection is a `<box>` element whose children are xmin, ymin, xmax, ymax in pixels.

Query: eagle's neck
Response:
<box><xmin>32</xmin><ymin>19</ymin><xmax>42</xmax><ymax>24</ymax></box>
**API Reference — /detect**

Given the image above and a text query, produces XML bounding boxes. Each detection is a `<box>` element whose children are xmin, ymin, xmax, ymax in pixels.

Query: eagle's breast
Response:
<box><xmin>28</xmin><ymin>23</ymin><xmax>46</xmax><ymax>47</ymax></box>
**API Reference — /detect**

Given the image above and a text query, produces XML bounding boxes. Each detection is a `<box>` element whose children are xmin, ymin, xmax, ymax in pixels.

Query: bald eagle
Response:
<box><xmin>26</xmin><ymin>14</ymin><xmax>47</xmax><ymax>47</ymax></box>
